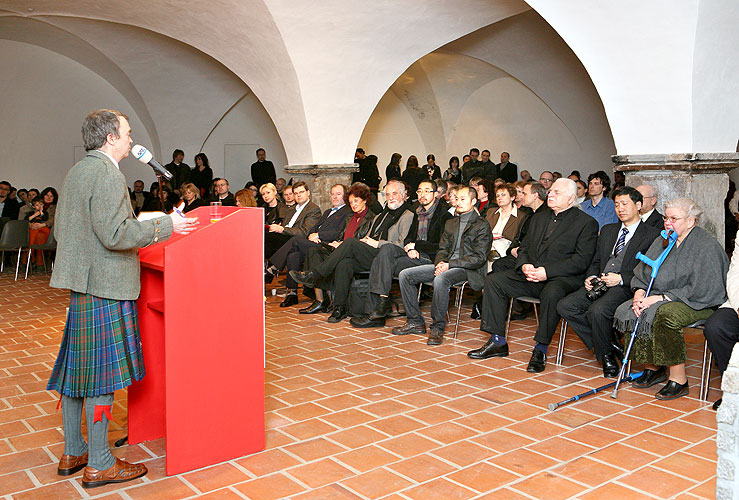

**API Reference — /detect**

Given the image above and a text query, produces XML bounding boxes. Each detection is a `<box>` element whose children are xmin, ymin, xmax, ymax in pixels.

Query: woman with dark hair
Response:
<box><xmin>27</xmin><ymin>187</ymin><xmax>58</xmax><ymax>267</ymax></box>
<box><xmin>299</xmin><ymin>182</ymin><xmax>377</xmax><ymax>314</ymax></box>
<box><xmin>190</xmin><ymin>153</ymin><xmax>213</xmax><ymax>198</ymax></box>
<box><xmin>385</xmin><ymin>153</ymin><xmax>402</xmax><ymax>182</ymax></box>
<box><xmin>401</xmin><ymin>155</ymin><xmax>428</xmax><ymax>201</ymax></box>
<box><xmin>425</xmin><ymin>154</ymin><xmax>441</xmax><ymax>180</ymax></box>
<box><xmin>443</xmin><ymin>156</ymin><xmax>462</xmax><ymax>184</ymax></box>
<box><xmin>244</xmin><ymin>181</ymin><xmax>261</xmax><ymax>206</ymax></box>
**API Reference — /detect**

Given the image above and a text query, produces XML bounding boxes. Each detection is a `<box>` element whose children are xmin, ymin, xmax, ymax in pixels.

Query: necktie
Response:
<box><xmin>614</xmin><ymin>227</ymin><xmax>628</xmax><ymax>256</ymax></box>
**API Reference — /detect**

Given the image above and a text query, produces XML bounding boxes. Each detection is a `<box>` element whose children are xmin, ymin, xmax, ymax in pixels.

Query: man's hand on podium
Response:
<box><xmin>170</xmin><ymin>212</ymin><xmax>199</xmax><ymax>234</ymax></box>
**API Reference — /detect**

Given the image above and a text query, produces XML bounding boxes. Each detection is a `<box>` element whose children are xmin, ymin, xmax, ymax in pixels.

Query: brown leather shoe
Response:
<box><xmin>58</xmin><ymin>452</ymin><xmax>88</xmax><ymax>476</ymax></box>
<box><xmin>426</xmin><ymin>328</ymin><xmax>444</xmax><ymax>345</ymax></box>
<box><xmin>391</xmin><ymin>321</ymin><xmax>426</xmax><ymax>336</ymax></box>
<box><xmin>82</xmin><ymin>458</ymin><xmax>147</xmax><ymax>488</ymax></box>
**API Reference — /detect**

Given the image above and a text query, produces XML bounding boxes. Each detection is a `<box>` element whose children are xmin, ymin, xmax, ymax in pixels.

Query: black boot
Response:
<box><xmin>299</xmin><ymin>300</ymin><xmax>325</xmax><ymax>314</ymax></box>
<box><xmin>327</xmin><ymin>305</ymin><xmax>348</xmax><ymax>323</ymax></box>
<box><xmin>369</xmin><ymin>295</ymin><xmax>393</xmax><ymax>320</ymax></box>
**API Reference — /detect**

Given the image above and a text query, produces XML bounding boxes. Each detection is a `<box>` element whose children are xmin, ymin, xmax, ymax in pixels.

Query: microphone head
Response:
<box><xmin>131</xmin><ymin>144</ymin><xmax>153</xmax><ymax>164</ymax></box>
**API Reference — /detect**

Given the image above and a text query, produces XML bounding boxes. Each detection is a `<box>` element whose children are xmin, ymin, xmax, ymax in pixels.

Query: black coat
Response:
<box><xmin>435</xmin><ymin>211</ymin><xmax>492</xmax><ymax>291</ymax></box>
<box><xmin>312</xmin><ymin>205</ymin><xmax>353</xmax><ymax>242</ymax></box>
<box><xmin>190</xmin><ymin>167</ymin><xmax>213</xmax><ymax>195</ymax></box>
<box><xmin>403</xmin><ymin>200</ymin><xmax>453</xmax><ymax>261</ymax></box>
<box><xmin>516</xmin><ymin>206</ymin><xmax>598</xmax><ymax>284</ymax></box>
<box><xmin>0</xmin><ymin>197</ymin><xmax>20</xmax><ymax>219</ymax></box>
<box><xmin>644</xmin><ymin>209</ymin><xmax>664</xmax><ymax>229</ymax></box>
<box><xmin>401</xmin><ymin>167</ymin><xmax>429</xmax><ymax>198</ymax></box>
<box><xmin>505</xmin><ymin>203</ymin><xmax>549</xmax><ymax>257</ymax></box>
<box><xmin>251</xmin><ymin>160</ymin><xmax>276</xmax><ymax>188</ymax></box>
<box><xmin>587</xmin><ymin>221</ymin><xmax>661</xmax><ymax>291</ymax></box>
<box><xmin>182</xmin><ymin>198</ymin><xmax>208</xmax><ymax>213</ymax></box>
<box><xmin>497</xmin><ymin>162</ymin><xmax>518</xmax><ymax>183</ymax></box>
<box><xmin>165</xmin><ymin>162</ymin><xmax>190</xmax><ymax>191</ymax></box>
<box><xmin>385</xmin><ymin>164</ymin><xmax>401</xmax><ymax>181</ymax></box>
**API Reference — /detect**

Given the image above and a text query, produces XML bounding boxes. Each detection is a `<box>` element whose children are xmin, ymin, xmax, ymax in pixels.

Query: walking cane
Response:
<box><xmin>549</xmin><ymin>371</ymin><xmax>643</xmax><ymax>411</ymax></box>
<box><xmin>611</xmin><ymin>229</ymin><xmax>678</xmax><ymax>399</ymax></box>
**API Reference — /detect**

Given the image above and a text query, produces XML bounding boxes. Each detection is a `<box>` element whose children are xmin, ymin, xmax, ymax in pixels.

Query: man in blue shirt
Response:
<box><xmin>581</xmin><ymin>171</ymin><xmax>618</xmax><ymax>230</ymax></box>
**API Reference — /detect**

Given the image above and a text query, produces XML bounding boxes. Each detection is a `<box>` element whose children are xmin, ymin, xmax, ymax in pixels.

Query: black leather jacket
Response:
<box><xmin>435</xmin><ymin>211</ymin><xmax>492</xmax><ymax>290</ymax></box>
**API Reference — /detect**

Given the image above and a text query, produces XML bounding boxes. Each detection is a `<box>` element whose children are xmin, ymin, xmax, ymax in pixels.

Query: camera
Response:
<box><xmin>586</xmin><ymin>277</ymin><xmax>608</xmax><ymax>301</ymax></box>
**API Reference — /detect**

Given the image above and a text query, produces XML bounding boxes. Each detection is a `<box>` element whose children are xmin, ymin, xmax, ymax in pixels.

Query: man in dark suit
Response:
<box><xmin>636</xmin><ymin>184</ymin><xmax>663</xmax><ymax>229</ymax></box>
<box><xmin>497</xmin><ymin>152</ymin><xmax>518</xmax><ymax>183</ymax></box>
<box><xmin>557</xmin><ymin>186</ymin><xmax>661</xmax><ymax>377</ymax></box>
<box><xmin>0</xmin><ymin>181</ymin><xmax>20</xmax><ymax>219</ymax></box>
<box><xmin>266</xmin><ymin>184</ymin><xmax>351</xmax><ymax>306</ymax></box>
<box><xmin>461</xmin><ymin>148</ymin><xmax>484</xmax><ymax>185</ymax></box>
<box><xmin>250</xmin><ymin>148</ymin><xmax>276</xmax><ymax>189</ymax></box>
<box><xmin>468</xmin><ymin>178</ymin><xmax>598</xmax><ymax>373</ymax></box>
<box><xmin>264</xmin><ymin>180</ymin><xmax>322</xmax><ymax>259</ymax></box>
<box><xmin>164</xmin><ymin>149</ymin><xmax>190</xmax><ymax>194</ymax></box>
<box><xmin>211</xmin><ymin>178</ymin><xmax>237</xmax><ymax>206</ymax></box>
<box><xmin>480</xmin><ymin>150</ymin><xmax>499</xmax><ymax>181</ymax></box>
<box><xmin>350</xmin><ymin>179</ymin><xmax>452</xmax><ymax>328</ymax></box>
<box><xmin>130</xmin><ymin>180</ymin><xmax>150</xmax><ymax>215</ymax></box>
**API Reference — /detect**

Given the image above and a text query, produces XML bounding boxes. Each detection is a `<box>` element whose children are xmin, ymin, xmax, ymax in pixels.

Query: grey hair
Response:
<box><xmin>387</xmin><ymin>179</ymin><xmax>408</xmax><ymax>195</ymax></box>
<box><xmin>553</xmin><ymin>178</ymin><xmax>577</xmax><ymax>198</ymax></box>
<box><xmin>82</xmin><ymin>109</ymin><xmax>128</xmax><ymax>151</ymax></box>
<box><xmin>664</xmin><ymin>197</ymin><xmax>703</xmax><ymax>224</ymax></box>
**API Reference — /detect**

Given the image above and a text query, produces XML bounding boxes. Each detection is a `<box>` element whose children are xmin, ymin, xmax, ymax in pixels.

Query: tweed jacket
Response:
<box><xmin>282</xmin><ymin>200</ymin><xmax>322</xmax><ymax>238</ymax></box>
<box><xmin>435</xmin><ymin>211</ymin><xmax>492</xmax><ymax>291</ymax></box>
<box><xmin>50</xmin><ymin>150</ymin><xmax>174</xmax><ymax>301</ymax></box>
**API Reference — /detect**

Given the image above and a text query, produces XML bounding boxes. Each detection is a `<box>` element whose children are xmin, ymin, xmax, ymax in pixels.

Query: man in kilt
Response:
<box><xmin>47</xmin><ymin>109</ymin><xmax>196</xmax><ymax>488</ymax></box>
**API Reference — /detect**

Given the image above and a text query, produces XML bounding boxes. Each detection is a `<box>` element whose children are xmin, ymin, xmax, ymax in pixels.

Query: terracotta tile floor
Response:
<box><xmin>0</xmin><ymin>272</ymin><xmax>720</xmax><ymax>499</ymax></box>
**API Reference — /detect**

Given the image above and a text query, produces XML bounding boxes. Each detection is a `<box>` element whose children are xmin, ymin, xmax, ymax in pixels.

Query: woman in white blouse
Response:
<box><xmin>485</xmin><ymin>183</ymin><xmax>527</xmax><ymax>271</ymax></box>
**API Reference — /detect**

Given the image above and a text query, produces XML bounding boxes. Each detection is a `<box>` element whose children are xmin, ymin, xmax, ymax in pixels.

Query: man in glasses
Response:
<box><xmin>351</xmin><ymin>180</ymin><xmax>452</xmax><ymax>328</ymax></box>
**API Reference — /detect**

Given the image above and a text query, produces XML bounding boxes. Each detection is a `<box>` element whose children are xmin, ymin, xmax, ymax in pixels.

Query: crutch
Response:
<box><xmin>549</xmin><ymin>371</ymin><xmax>643</xmax><ymax>411</ymax></box>
<box><xmin>611</xmin><ymin>229</ymin><xmax>678</xmax><ymax>399</ymax></box>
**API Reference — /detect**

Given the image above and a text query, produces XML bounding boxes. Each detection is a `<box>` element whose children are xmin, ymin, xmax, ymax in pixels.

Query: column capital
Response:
<box><xmin>612</xmin><ymin>152</ymin><xmax>739</xmax><ymax>174</ymax></box>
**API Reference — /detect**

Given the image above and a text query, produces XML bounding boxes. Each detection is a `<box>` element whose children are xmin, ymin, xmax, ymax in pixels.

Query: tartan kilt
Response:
<box><xmin>47</xmin><ymin>291</ymin><xmax>146</xmax><ymax>397</ymax></box>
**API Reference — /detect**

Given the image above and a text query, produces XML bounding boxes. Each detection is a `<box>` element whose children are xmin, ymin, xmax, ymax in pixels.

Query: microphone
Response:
<box><xmin>131</xmin><ymin>144</ymin><xmax>173</xmax><ymax>181</ymax></box>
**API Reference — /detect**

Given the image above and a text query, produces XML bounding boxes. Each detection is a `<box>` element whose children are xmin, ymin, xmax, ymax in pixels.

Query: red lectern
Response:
<box><xmin>129</xmin><ymin>206</ymin><xmax>265</xmax><ymax>475</ymax></box>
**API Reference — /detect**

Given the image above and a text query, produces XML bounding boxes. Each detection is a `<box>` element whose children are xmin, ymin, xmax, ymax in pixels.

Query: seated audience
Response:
<box><xmin>557</xmin><ymin>186</ymin><xmax>660</xmax><ymax>377</ymax></box>
<box><xmin>299</xmin><ymin>183</ymin><xmax>377</xmax><ymax>314</ymax></box>
<box><xmin>393</xmin><ymin>186</ymin><xmax>491</xmax><ymax>345</ymax></box>
<box><xmin>290</xmin><ymin>180</ymin><xmax>413</xmax><ymax>323</ymax></box>
<box><xmin>581</xmin><ymin>171</ymin><xmax>618</xmax><ymax>229</ymax></box>
<box><xmin>613</xmin><ymin>198</ymin><xmax>729</xmax><ymax>400</ymax></box>
<box><xmin>211</xmin><ymin>178</ymin><xmax>237</xmax><ymax>206</ymax></box>
<box><xmin>265</xmin><ymin>184</ymin><xmax>351</xmax><ymax>306</ymax></box>
<box><xmin>234</xmin><ymin>188</ymin><xmax>258</xmax><ymax>208</ymax></box>
<box><xmin>27</xmin><ymin>187</ymin><xmax>58</xmax><ymax>266</ymax></box>
<box><xmin>130</xmin><ymin>180</ymin><xmax>149</xmax><ymax>214</ymax></box>
<box><xmin>446</xmin><ymin>185</ymin><xmax>459</xmax><ymax>215</ymax></box>
<box><xmin>469</xmin><ymin>177</ymin><xmax>493</xmax><ymax>216</ymax></box>
<box><xmin>0</xmin><ymin>181</ymin><xmax>20</xmax><ymax>220</ymax></box>
<box><xmin>538</xmin><ymin>171</ymin><xmax>554</xmax><ymax>190</ymax></box>
<box><xmin>181</xmin><ymin>183</ymin><xmax>207</xmax><ymax>213</ymax></box>
<box><xmin>486</xmin><ymin>183</ymin><xmax>526</xmax><ymax>267</ymax></box>
<box><xmin>282</xmin><ymin>184</ymin><xmax>296</xmax><ymax>207</ymax></box>
<box><xmin>512</xmin><ymin>181</ymin><xmax>530</xmax><ymax>214</ymax></box>
<box><xmin>350</xmin><ymin>180</ymin><xmax>452</xmax><ymax>328</ymax></box>
<box><xmin>275</xmin><ymin>178</ymin><xmax>287</xmax><ymax>197</ymax></box>
<box><xmin>703</xmin><ymin>228</ymin><xmax>739</xmax><ymax>409</ymax></box>
<box><xmin>469</xmin><ymin>179</ymin><xmax>598</xmax><ymax>373</ymax></box>
<box><xmin>575</xmin><ymin>180</ymin><xmax>587</xmax><ymax>206</ymax></box>
<box><xmin>245</xmin><ymin>182</ymin><xmax>260</xmax><ymax>204</ymax></box>
<box><xmin>190</xmin><ymin>153</ymin><xmax>213</xmax><ymax>198</ymax></box>
<box><xmin>261</xmin><ymin>183</ymin><xmax>291</xmax><ymax>224</ymax></box>
<box><xmin>264</xmin><ymin>181</ymin><xmax>321</xmax><ymax>259</ymax></box>
<box><xmin>636</xmin><ymin>184</ymin><xmax>663</xmax><ymax>228</ymax></box>
<box><xmin>443</xmin><ymin>156</ymin><xmax>462</xmax><ymax>184</ymax></box>
<box><xmin>18</xmin><ymin>188</ymin><xmax>39</xmax><ymax>220</ymax></box>
<box><xmin>520</xmin><ymin>170</ymin><xmax>532</xmax><ymax>182</ymax></box>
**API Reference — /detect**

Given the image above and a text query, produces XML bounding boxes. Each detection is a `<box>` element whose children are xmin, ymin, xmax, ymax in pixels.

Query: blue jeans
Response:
<box><xmin>398</xmin><ymin>264</ymin><xmax>467</xmax><ymax>331</ymax></box>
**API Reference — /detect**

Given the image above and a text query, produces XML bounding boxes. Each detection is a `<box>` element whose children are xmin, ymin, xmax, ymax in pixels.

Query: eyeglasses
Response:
<box><xmin>416</xmin><ymin>189</ymin><xmax>435</xmax><ymax>194</ymax></box>
<box><xmin>662</xmin><ymin>215</ymin><xmax>685</xmax><ymax>223</ymax></box>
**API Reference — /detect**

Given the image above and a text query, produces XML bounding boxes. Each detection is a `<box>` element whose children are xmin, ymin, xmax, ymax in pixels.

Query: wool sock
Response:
<box><xmin>491</xmin><ymin>334</ymin><xmax>507</xmax><ymax>346</ymax></box>
<box><xmin>62</xmin><ymin>396</ymin><xmax>88</xmax><ymax>456</ymax></box>
<box><xmin>534</xmin><ymin>342</ymin><xmax>549</xmax><ymax>354</ymax></box>
<box><xmin>84</xmin><ymin>394</ymin><xmax>116</xmax><ymax>470</ymax></box>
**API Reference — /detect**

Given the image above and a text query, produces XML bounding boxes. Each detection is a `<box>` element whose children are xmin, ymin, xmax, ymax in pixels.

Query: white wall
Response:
<box><xmin>0</xmin><ymin>40</ymin><xmax>156</xmax><ymax>190</ymax></box>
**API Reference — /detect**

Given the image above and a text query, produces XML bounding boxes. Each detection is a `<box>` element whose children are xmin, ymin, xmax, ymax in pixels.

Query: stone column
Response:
<box><xmin>717</xmin><ymin>344</ymin><xmax>739</xmax><ymax>500</ymax></box>
<box><xmin>613</xmin><ymin>153</ymin><xmax>739</xmax><ymax>247</ymax></box>
<box><xmin>284</xmin><ymin>164</ymin><xmax>359</xmax><ymax>211</ymax></box>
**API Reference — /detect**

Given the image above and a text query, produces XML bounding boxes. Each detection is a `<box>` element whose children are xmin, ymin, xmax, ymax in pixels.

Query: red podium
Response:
<box><xmin>129</xmin><ymin>206</ymin><xmax>265</xmax><ymax>475</ymax></box>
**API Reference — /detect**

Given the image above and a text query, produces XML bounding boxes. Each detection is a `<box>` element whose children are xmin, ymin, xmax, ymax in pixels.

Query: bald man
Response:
<box><xmin>636</xmin><ymin>185</ymin><xmax>663</xmax><ymax>229</ymax></box>
<box><xmin>469</xmin><ymin>178</ymin><xmax>598</xmax><ymax>373</ymax></box>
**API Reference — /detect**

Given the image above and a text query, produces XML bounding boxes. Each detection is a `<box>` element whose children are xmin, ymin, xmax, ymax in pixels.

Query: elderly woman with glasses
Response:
<box><xmin>613</xmin><ymin>197</ymin><xmax>729</xmax><ymax>400</ymax></box>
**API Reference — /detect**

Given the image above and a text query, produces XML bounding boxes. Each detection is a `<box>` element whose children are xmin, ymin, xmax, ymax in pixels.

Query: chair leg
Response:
<box><xmin>556</xmin><ymin>320</ymin><xmax>567</xmax><ymax>365</ymax></box>
<box><xmin>14</xmin><ymin>248</ymin><xmax>22</xmax><ymax>281</ymax></box>
<box><xmin>25</xmin><ymin>249</ymin><xmax>32</xmax><ymax>279</ymax></box>
<box><xmin>417</xmin><ymin>283</ymin><xmax>423</xmax><ymax>302</ymax></box>
<box><xmin>1</xmin><ymin>250</ymin><xmax>4</xmax><ymax>272</ymax></box>
<box><xmin>453</xmin><ymin>283</ymin><xmax>466</xmax><ymax>340</ymax></box>
<box><xmin>700</xmin><ymin>342</ymin><xmax>712</xmax><ymax>401</ymax></box>
<box><xmin>42</xmin><ymin>250</ymin><xmax>48</xmax><ymax>274</ymax></box>
<box><xmin>504</xmin><ymin>298</ymin><xmax>513</xmax><ymax>338</ymax></box>
<box><xmin>533</xmin><ymin>303</ymin><xmax>539</xmax><ymax>325</ymax></box>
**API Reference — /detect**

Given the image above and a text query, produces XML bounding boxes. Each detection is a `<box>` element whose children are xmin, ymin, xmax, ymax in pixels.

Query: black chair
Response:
<box><xmin>25</xmin><ymin>226</ymin><xmax>57</xmax><ymax>278</ymax></box>
<box><xmin>0</xmin><ymin>220</ymin><xmax>30</xmax><ymax>280</ymax></box>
